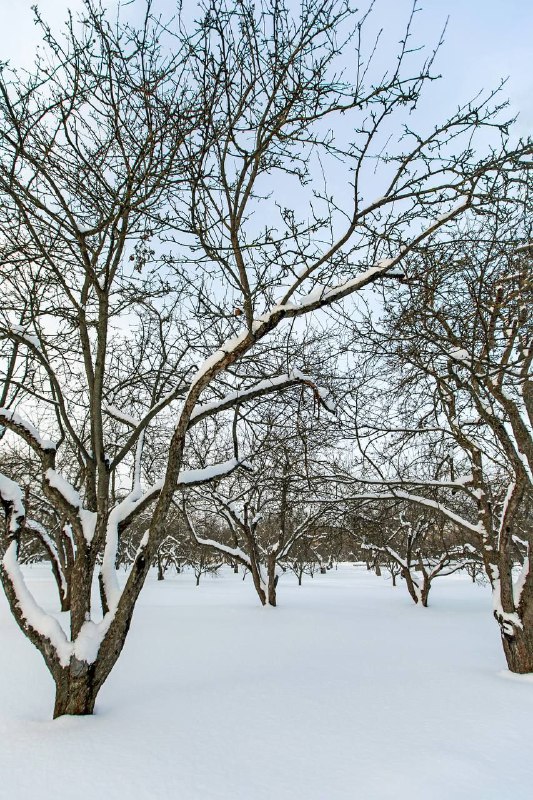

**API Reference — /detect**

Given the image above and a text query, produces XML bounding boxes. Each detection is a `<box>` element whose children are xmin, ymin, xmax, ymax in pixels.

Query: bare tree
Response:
<box><xmin>341</xmin><ymin>168</ymin><xmax>533</xmax><ymax>669</ymax></box>
<box><xmin>181</xmin><ymin>421</ymin><xmax>335</xmax><ymax>606</ymax></box>
<box><xmin>0</xmin><ymin>0</ymin><xmax>522</xmax><ymax>718</ymax></box>
<box><xmin>361</xmin><ymin>507</ymin><xmax>477</xmax><ymax>606</ymax></box>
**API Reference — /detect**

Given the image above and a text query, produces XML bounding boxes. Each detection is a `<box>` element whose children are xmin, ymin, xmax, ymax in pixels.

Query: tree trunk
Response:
<box><xmin>53</xmin><ymin>662</ymin><xmax>99</xmax><ymax>718</ymax></box>
<box><xmin>60</xmin><ymin>587</ymin><xmax>71</xmax><ymax>612</ymax></box>
<box><xmin>402</xmin><ymin>568</ymin><xmax>421</xmax><ymax>605</ymax></box>
<box><xmin>50</xmin><ymin>559</ymin><xmax>71</xmax><ymax>612</ymax></box>
<box><xmin>421</xmin><ymin>579</ymin><xmax>431</xmax><ymax>607</ymax></box>
<box><xmin>391</xmin><ymin>572</ymin><xmax>397</xmax><ymax>587</ymax></box>
<box><xmin>157</xmin><ymin>555</ymin><xmax>164</xmax><ymax>581</ymax></box>
<box><xmin>501</xmin><ymin>626</ymin><xmax>533</xmax><ymax>673</ymax></box>
<box><xmin>246</xmin><ymin>558</ymin><xmax>266</xmax><ymax>604</ymax></box>
<box><xmin>497</xmin><ymin>587</ymin><xmax>533</xmax><ymax>673</ymax></box>
<box><xmin>266</xmin><ymin>556</ymin><xmax>278</xmax><ymax>606</ymax></box>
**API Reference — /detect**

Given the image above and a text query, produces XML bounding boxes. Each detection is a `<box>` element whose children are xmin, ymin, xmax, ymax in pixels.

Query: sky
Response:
<box><xmin>0</xmin><ymin>0</ymin><xmax>531</xmax><ymax>141</ymax></box>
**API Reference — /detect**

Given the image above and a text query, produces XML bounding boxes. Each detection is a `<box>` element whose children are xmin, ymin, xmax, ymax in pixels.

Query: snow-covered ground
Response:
<box><xmin>1</xmin><ymin>565</ymin><xmax>531</xmax><ymax>800</ymax></box>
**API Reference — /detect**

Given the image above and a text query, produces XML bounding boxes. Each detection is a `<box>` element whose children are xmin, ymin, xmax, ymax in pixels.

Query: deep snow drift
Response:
<box><xmin>1</xmin><ymin>565</ymin><xmax>531</xmax><ymax>800</ymax></box>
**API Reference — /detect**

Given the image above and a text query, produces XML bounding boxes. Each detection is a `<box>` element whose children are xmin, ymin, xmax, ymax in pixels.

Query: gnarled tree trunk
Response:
<box><xmin>54</xmin><ymin>661</ymin><xmax>100</xmax><ymax>718</ymax></box>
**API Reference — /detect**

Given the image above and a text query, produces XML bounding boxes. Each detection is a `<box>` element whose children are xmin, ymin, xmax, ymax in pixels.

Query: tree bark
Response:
<box><xmin>54</xmin><ymin>662</ymin><xmax>99</xmax><ymax>718</ymax></box>
<box><xmin>421</xmin><ymin>579</ymin><xmax>431</xmax><ymax>607</ymax></box>
<box><xmin>501</xmin><ymin>624</ymin><xmax>533</xmax><ymax>673</ymax></box>
<box><xmin>498</xmin><ymin>584</ymin><xmax>533</xmax><ymax>673</ymax></box>
<box><xmin>266</xmin><ymin>555</ymin><xmax>278</xmax><ymax>606</ymax></box>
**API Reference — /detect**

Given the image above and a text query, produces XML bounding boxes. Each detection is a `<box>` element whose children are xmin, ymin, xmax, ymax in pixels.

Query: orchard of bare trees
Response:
<box><xmin>0</xmin><ymin>0</ymin><xmax>531</xmax><ymax>722</ymax></box>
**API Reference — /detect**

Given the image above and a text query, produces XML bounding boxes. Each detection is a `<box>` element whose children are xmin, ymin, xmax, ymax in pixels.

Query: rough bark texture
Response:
<box><xmin>501</xmin><ymin>628</ymin><xmax>533</xmax><ymax>673</ymax></box>
<box><xmin>401</xmin><ymin>568</ymin><xmax>430</xmax><ymax>607</ymax></box>
<box><xmin>499</xmin><ymin>586</ymin><xmax>533</xmax><ymax>673</ymax></box>
<box><xmin>266</xmin><ymin>556</ymin><xmax>278</xmax><ymax>607</ymax></box>
<box><xmin>54</xmin><ymin>662</ymin><xmax>99</xmax><ymax>718</ymax></box>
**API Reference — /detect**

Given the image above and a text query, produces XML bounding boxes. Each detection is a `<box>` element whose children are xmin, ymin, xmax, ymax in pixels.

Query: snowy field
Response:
<box><xmin>1</xmin><ymin>565</ymin><xmax>532</xmax><ymax>800</ymax></box>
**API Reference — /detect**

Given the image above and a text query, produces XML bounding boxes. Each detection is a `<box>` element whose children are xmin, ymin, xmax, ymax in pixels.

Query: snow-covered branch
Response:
<box><xmin>0</xmin><ymin>407</ymin><xmax>57</xmax><ymax>455</ymax></box>
<box><xmin>345</xmin><ymin>490</ymin><xmax>484</xmax><ymax>536</ymax></box>
<box><xmin>189</xmin><ymin>370</ymin><xmax>335</xmax><ymax>426</ymax></box>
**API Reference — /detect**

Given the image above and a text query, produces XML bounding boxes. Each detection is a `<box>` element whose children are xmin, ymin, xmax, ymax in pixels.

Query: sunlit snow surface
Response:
<box><xmin>1</xmin><ymin>565</ymin><xmax>531</xmax><ymax>800</ymax></box>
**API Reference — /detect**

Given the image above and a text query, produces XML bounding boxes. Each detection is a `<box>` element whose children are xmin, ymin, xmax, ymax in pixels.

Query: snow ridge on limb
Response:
<box><xmin>189</xmin><ymin>371</ymin><xmax>336</xmax><ymax>425</ymax></box>
<box><xmin>99</xmin><ymin>458</ymin><xmax>247</xmax><ymax>616</ymax></box>
<box><xmin>345</xmin><ymin>490</ymin><xmax>485</xmax><ymax>536</ymax></box>
<box><xmin>1</xmin><ymin>541</ymin><xmax>72</xmax><ymax>667</ymax></box>
<box><xmin>278</xmin><ymin>200</ymin><xmax>470</xmax><ymax>309</ymax></box>
<box><xmin>4</xmin><ymin>324</ymin><xmax>42</xmax><ymax>350</ymax></box>
<box><xmin>0</xmin><ymin>472</ymin><xmax>25</xmax><ymax>533</ymax></box>
<box><xmin>0</xmin><ymin>478</ymin><xmax>72</xmax><ymax>669</ymax></box>
<box><xmin>109</xmin><ymin>378</ymin><xmax>194</xmax><ymax>471</ymax></box>
<box><xmin>25</xmin><ymin>518</ymin><xmax>68</xmax><ymax>599</ymax></box>
<box><xmin>184</xmin><ymin>202</ymin><xmax>472</xmax><ymax>412</ymax></box>
<box><xmin>103</xmin><ymin>405</ymin><xmax>142</xmax><ymax>428</ymax></box>
<box><xmin>0</xmin><ymin>407</ymin><xmax>57</xmax><ymax>452</ymax></box>
<box><xmin>180</xmin><ymin>504</ymin><xmax>252</xmax><ymax>568</ymax></box>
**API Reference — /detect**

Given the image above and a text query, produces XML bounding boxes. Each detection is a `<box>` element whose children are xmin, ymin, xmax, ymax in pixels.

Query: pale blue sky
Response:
<box><xmin>1</xmin><ymin>0</ymin><xmax>531</xmax><ymax>136</ymax></box>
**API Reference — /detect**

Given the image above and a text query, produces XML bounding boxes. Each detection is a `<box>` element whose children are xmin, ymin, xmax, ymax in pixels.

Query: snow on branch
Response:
<box><xmin>0</xmin><ymin>472</ymin><xmax>25</xmax><ymax>533</ymax></box>
<box><xmin>189</xmin><ymin>371</ymin><xmax>335</xmax><ymax>424</ymax></box>
<box><xmin>43</xmin><ymin>469</ymin><xmax>96</xmax><ymax>544</ymax></box>
<box><xmin>345</xmin><ymin>474</ymin><xmax>480</xmax><ymax>499</ymax></box>
<box><xmin>182</xmin><ymin>203</ymin><xmax>472</xmax><ymax>405</ymax></box>
<box><xmin>345</xmin><ymin>490</ymin><xmax>484</xmax><ymax>536</ymax></box>
<box><xmin>26</xmin><ymin>518</ymin><xmax>58</xmax><ymax>558</ymax></box>
<box><xmin>278</xmin><ymin>200</ymin><xmax>470</xmax><ymax>311</ymax></box>
<box><xmin>4</xmin><ymin>324</ymin><xmax>41</xmax><ymax>351</ymax></box>
<box><xmin>177</xmin><ymin>458</ymin><xmax>248</xmax><ymax>487</ymax></box>
<box><xmin>362</xmin><ymin>541</ymin><xmax>408</xmax><ymax>570</ymax></box>
<box><xmin>1</xmin><ymin>541</ymin><xmax>72</xmax><ymax>667</ymax></box>
<box><xmin>0</xmin><ymin>407</ymin><xmax>57</xmax><ymax>453</ymax></box>
<box><xmin>109</xmin><ymin>380</ymin><xmax>195</xmax><ymax>470</ymax></box>
<box><xmin>100</xmin><ymin>458</ymin><xmax>248</xmax><ymax>613</ymax></box>
<box><xmin>179</xmin><ymin>503</ymin><xmax>252</xmax><ymax>567</ymax></box>
<box><xmin>103</xmin><ymin>405</ymin><xmax>142</xmax><ymax>428</ymax></box>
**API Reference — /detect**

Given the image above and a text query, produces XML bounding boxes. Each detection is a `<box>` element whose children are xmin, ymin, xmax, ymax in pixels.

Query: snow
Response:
<box><xmin>1</xmin><ymin>543</ymin><xmax>72</xmax><ymax>667</ymax></box>
<box><xmin>101</xmin><ymin>484</ymin><xmax>163</xmax><ymax>613</ymax></box>
<box><xmin>44</xmin><ymin>469</ymin><xmax>82</xmax><ymax>510</ymax></box>
<box><xmin>297</xmin><ymin>265</ymin><xmax>385</xmax><ymax>308</ymax></box>
<box><xmin>513</xmin><ymin>559</ymin><xmax>530</xmax><ymax>606</ymax></box>
<box><xmin>177</xmin><ymin>458</ymin><xmax>242</xmax><ymax>485</ymax></box>
<box><xmin>0</xmin><ymin>407</ymin><xmax>57</xmax><ymax>451</ymax></box>
<box><xmin>8</xmin><ymin>324</ymin><xmax>41</xmax><ymax>350</ymax></box>
<box><xmin>0</xmin><ymin>473</ymin><xmax>24</xmax><ymax>530</ymax></box>
<box><xmin>43</xmin><ymin>472</ymin><xmax>97</xmax><ymax>545</ymax></box>
<box><xmin>190</xmin><ymin>331</ymin><xmax>249</xmax><ymax>390</ymax></box>
<box><xmin>73</xmin><ymin>616</ymin><xmax>114</xmax><ymax>664</ymax></box>
<box><xmin>348</xmin><ymin>490</ymin><xmax>484</xmax><ymax>535</ymax></box>
<box><xmin>1</xmin><ymin>565</ymin><xmax>532</xmax><ymax>800</ymax></box>
<box><xmin>79</xmin><ymin>509</ymin><xmax>97</xmax><ymax>545</ymax></box>
<box><xmin>103</xmin><ymin>405</ymin><xmax>142</xmax><ymax>427</ymax></box>
<box><xmin>189</xmin><ymin>371</ymin><xmax>322</xmax><ymax>423</ymax></box>
<box><xmin>449</xmin><ymin>347</ymin><xmax>470</xmax><ymax>363</ymax></box>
